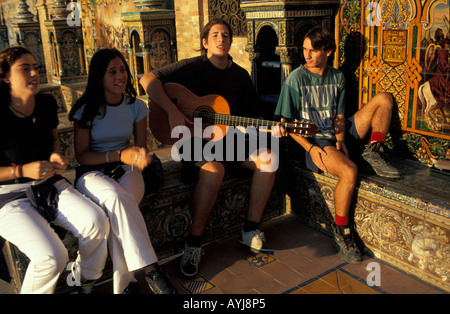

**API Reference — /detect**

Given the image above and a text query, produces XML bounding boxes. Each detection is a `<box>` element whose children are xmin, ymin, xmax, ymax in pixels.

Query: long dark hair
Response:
<box><xmin>200</xmin><ymin>19</ymin><xmax>233</xmax><ymax>55</ymax></box>
<box><xmin>0</xmin><ymin>46</ymin><xmax>34</xmax><ymax>107</ymax></box>
<box><xmin>69</xmin><ymin>48</ymin><xmax>137</xmax><ymax>128</ymax></box>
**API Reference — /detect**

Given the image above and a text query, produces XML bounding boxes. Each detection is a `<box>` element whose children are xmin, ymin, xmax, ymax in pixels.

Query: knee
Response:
<box><xmin>376</xmin><ymin>92</ymin><xmax>394</xmax><ymax>110</ymax></box>
<box><xmin>253</xmin><ymin>149</ymin><xmax>279</xmax><ymax>173</ymax></box>
<box><xmin>340</xmin><ymin>162</ymin><xmax>358</xmax><ymax>183</ymax></box>
<box><xmin>198</xmin><ymin>162</ymin><xmax>225</xmax><ymax>188</ymax></box>
<box><xmin>348</xmin><ymin>164</ymin><xmax>358</xmax><ymax>182</ymax></box>
<box><xmin>32</xmin><ymin>246</ymin><xmax>69</xmax><ymax>278</ymax></box>
<box><xmin>80</xmin><ymin>208</ymin><xmax>109</xmax><ymax>240</ymax></box>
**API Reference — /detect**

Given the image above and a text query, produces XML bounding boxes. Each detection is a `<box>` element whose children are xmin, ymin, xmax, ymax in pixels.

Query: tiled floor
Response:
<box><xmin>159</xmin><ymin>216</ymin><xmax>444</xmax><ymax>295</ymax></box>
<box><xmin>0</xmin><ymin>215</ymin><xmax>445</xmax><ymax>295</ymax></box>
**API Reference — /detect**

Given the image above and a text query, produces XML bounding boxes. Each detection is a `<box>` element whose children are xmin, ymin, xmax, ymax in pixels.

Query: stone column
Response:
<box><xmin>276</xmin><ymin>46</ymin><xmax>297</xmax><ymax>84</ymax></box>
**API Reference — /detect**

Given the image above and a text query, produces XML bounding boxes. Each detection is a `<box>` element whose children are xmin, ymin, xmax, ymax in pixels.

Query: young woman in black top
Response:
<box><xmin>0</xmin><ymin>47</ymin><xmax>109</xmax><ymax>293</ymax></box>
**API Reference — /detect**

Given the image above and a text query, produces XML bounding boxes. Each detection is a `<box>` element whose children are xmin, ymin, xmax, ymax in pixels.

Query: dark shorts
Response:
<box><xmin>305</xmin><ymin>115</ymin><xmax>362</xmax><ymax>173</ymax></box>
<box><xmin>179</xmin><ymin>134</ymin><xmax>265</xmax><ymax>183</ymax></box>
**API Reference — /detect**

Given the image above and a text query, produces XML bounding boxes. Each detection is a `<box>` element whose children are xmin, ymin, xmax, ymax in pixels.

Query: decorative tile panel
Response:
<box><xmin>287</xmin><ymin>160</ymin><xmax>450</xmax><ymax>292</ymax></box>
<box><xmin>338</xmin><ymin>0</ymin><xmax>449</xmax><ymax>164</ymax></box>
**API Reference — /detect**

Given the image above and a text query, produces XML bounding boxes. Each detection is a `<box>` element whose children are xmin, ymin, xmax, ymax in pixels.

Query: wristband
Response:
<box><xmin>118</xmin><ymin>150</ymin><xmax>123</xmax><ymax>162</ymax></box>
<box><xmin>308</xmin><ymin>144</ymin><xmax>317</xmax><ymax>154</ymax></box>
<box><xmin>11</xmin><ymin>165</ymin><xmax>23</xmax><ymax>178</ymax></box>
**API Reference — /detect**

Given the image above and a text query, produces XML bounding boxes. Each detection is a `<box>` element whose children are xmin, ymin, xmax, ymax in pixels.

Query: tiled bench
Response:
<box><xmin>285</xmin><ymin>156</ymin><xmax>450</xmax><ymax>292</ymax></box>
<box><xmin>2</xmin><ymin>147</ymin><xmax>286</xmax><ymax>293</ymax></box>
<box><xmin>3</xmin><ymin>121</ymin><xmax>448</xmax><ymax>293</ymax></box>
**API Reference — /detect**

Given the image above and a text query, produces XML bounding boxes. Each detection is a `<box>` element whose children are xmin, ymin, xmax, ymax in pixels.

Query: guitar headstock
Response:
<box><xmin>285</xmin><ymin>120</ymin><xmax>318</xmax><ymax>137</ymax></box>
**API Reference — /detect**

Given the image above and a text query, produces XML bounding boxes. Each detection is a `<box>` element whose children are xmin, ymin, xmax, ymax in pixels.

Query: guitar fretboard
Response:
<box><xmin>197</xmin><ymin>112</ymin><xmax>310</xmax><ymax>132</ymax></box>
<box><xmin>198</xmin><ymin>112</ymin><xmax>287</xmax><ymax>129</ymax></box>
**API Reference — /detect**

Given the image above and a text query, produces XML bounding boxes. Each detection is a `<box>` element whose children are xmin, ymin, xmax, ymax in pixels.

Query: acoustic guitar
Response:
<box><xmin>148</xmin><ymin>83</ymin><xmax>317</xmax><ymax>144</ymax></box>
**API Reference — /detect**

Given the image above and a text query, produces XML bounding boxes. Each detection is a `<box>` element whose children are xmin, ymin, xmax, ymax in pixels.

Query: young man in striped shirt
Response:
<box><xmin>275</xmin><ymin>26</ymin><xmax>400</xmax><ymax>263</ymax></box>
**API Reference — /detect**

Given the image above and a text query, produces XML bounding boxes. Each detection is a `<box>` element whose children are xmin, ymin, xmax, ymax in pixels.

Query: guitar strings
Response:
<box><xmin>177</xmin><ymin>108</ymin><xmax>276</xmax><ymax>127</ymax></box>
<box><xmin>175</xmin><ymin>108</ymin><xmax>292</xmax><ymax>128</ymax></box>
<box><xmin>171</xmin><ymin>108</ymin><xmax>315</xmax><ymax>136</ymax></box>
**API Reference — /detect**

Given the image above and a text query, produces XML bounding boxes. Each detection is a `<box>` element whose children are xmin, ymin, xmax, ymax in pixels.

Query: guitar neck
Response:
<box><xmin>197</xmin><ymin>112</ymin><xmax>317</xmax><ymax>137</ymax></box>
<box><xmin>201</xmin><ymin>112</ymin><xmax>281</xmax><ymax>129</ymax></box>
<box><xmin>149</xmin><ymin>83</ymin><xmax>317</xmax><ymax>143</ymax></box>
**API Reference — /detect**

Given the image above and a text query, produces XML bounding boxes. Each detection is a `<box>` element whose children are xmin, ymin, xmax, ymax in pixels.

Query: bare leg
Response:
<box><xmin>190</xmin><ymin>161</ymin><xmax>225</xmax><ymax>236</ymax></box>
<box><xmin>354</xmin><ymin>93</ymin><xmax>400</xmax><ymax>178</ymax></box>
<box><xmin>179</xmin><ymin>161</ymin><xmax>225</xmax><ymax>278</ymax></box>
<box><xmin>353</xmin><ymin>92</ymin><xmax>393</xmax><ymax>138</ymax></box>
<box><xmin>321</xmin><ymin>146</ymin><xmax>362</xmax><ymax>263</ymax></box>
<box><xmin>238</xmin><ymin>149</ymin><xmax>277</xmax><ymax>254</ymax></box>
<box><xmin>240</xmin><ymin>149</ymin><xmax>277</xmax><ymax>223</ymax></box>
<box><xmin>321</xmin><ymin>146</ymin><xmax>358</xmax><ymax>218</ymax></box>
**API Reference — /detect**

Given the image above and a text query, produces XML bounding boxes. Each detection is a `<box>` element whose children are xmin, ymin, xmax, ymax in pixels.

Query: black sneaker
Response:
<box><xmin>122</xmin><ymin>281</ymin><xmax>140</xmax><ymax>294</ymax></box>
<box><xmin>361</xmin><ymin>142</ymin><xmax>400</xmax><ymax>178</ymax></box>
<box><xmin>180</xmin><ymin>244</ymin><xmax>204</xmax><ymax>278</ymax></box>
<box><xmin>76</xmin><ymin>280</ymin><xmax>96</xmax><ymax>294</ymax></box>
<box><xmin>332</xmin><ymin>223</ymin><xmax>362</xmax><ymax>264</ymax></box>
<box><xmin>71</xmin><ymin>262</ymin><xmax>96</xmax><ymax>294</ymax></box>
<box><xmin>145</xmin><ymin>267</ymin><xmax>178</xmax><ymax>294</ymax></box>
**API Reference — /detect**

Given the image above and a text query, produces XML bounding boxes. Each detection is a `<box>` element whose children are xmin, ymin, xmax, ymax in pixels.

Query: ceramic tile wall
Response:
<box><xmin>337</xmin><ymin>0</ymin><xmax>449</xmax><ymax>165</ymax></box>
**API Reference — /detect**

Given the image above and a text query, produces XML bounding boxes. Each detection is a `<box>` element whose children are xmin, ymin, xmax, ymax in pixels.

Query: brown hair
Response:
<box><xmin>199</xmin><ymin>19</ymin><xmax>233</xmax><ymax>55</ymax></box>
<box><xmin>304</xmin><ymin>26</ymin><xmax>336</xmax><ymax>53</ymax></box>
<box><xmin>0</xmin><ymin>46</ymin><xmax>35</xmax><ymax>107</ymax></box>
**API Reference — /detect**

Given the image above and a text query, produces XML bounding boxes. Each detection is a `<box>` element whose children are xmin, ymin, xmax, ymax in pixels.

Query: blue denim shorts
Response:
<box><xmin>305</xmin><ymin>115</ymin><xmax>360</xmax><ymax>172</ymax></box>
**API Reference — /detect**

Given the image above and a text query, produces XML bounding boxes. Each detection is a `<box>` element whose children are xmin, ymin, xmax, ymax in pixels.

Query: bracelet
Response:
<box><xmin>17</xmin><ymin>165</ymin><xmax>23</xmax><ymax>178</ymax></box>
<box><xmin>11</xmin><ymin>165</ymin><xmax>23</xmax><ymax>178</ymax></box>
<box><xmin>308</xmin><ymin>144</ymin><xmax>317</xmax><ymax>154</ymax></box>
<box><xmin>118</xmin><ymin>149</ymin><xmax>123</xmax><ymax>162</ymax></box>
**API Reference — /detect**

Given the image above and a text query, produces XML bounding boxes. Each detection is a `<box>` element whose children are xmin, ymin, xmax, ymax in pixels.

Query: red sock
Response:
<box><xmin>335</xmin><ymin>214</ymin><xmax>349</xmax><ymax>226</ymax></box>
<box><xmin>370</xmin><ymin>132</ymin><xmax>386</xmax><ymax>144</ymax></box>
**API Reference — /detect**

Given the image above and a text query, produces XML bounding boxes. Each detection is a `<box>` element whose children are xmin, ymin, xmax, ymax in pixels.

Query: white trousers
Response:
<box><xmin>76</xmin><ymin>165</ymin><xmax>158</xmax><ymax>294</ymax></box>
<box><xmin>0</xmin><ymin>179</ymin><xmax>109</xmax><ymax>294</ymax></box>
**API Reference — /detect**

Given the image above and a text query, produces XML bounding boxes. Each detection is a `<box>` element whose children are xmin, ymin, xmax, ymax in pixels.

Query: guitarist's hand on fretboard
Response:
<box><xmin>148</xmin><ymin>83</ymin><xmax>317</xmax><ymax>144</ymax></box>
<box><xmin>275</xmin><ymin>118</ymin><xmax>288</xmax><ymax>138</ymax></box>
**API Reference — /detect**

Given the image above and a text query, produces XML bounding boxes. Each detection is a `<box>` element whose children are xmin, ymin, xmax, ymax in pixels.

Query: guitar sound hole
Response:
<box><xmin>194</xmin><ymin>106</ymin><xmax>215</xmax><ymax>125</ymax></box>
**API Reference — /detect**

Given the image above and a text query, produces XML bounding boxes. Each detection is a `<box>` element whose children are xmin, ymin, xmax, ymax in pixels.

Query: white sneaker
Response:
<box><xmin>238</xmin><ymin>229</ymin><xmax>274</xmax><ymax>254</ymax></box>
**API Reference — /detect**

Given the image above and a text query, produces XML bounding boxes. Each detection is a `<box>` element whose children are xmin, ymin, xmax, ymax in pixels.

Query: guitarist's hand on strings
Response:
<box><xmin>138</xmin><ymin>72</ymin><xmax>193</xmax><ymax>132</ymax></box>
<box><xmin>168</xmin><ymin>107</ymin><xmax>193</xmax><ymax>131</ymax></box>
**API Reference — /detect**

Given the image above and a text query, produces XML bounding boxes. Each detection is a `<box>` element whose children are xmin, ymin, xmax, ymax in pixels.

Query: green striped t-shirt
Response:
<box><xmin>275</xmin><ymin>65</ymin><xmax>346</xmax><ymax>140</ymax></box>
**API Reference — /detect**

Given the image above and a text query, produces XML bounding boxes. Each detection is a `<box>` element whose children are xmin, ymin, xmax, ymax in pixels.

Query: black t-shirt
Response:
<box><xmin>0</xmin><ymin>93</ymin><xmax>59</xmax><ymax>169</ymax></box>
<box><xmin>153</xmin><ymin>55</ymin><xmax>261</xmax><ymax>118</ymax></box>
<box><xmin>153</xmin><ymin>55</ymin><xmax>263</xmax><ymax>167</ymax></box>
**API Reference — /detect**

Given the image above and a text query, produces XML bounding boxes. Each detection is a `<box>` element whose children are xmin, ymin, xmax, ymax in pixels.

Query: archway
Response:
<box><xmin>255</xmin><ymin>25</ymin><xmax>280</xmax><ymax>118</ymax></box>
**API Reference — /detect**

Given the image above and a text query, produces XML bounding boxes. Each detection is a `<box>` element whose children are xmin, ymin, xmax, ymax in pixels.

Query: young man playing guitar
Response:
<box><xmin>140</xmin><ymin>19</ymin><xmax>278</xmax><ymax>279</ymax></box>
